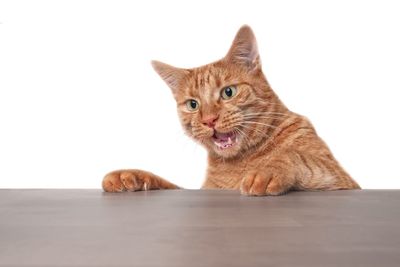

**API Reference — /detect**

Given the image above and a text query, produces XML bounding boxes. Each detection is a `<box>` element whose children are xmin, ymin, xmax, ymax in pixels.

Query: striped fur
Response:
<box><xmin>102</xmin><ymin>25</ymin><xmax>360</xmax><ymax>195</ymax></box>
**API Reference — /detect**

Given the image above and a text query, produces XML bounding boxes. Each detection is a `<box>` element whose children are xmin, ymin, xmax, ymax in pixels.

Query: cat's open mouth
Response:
<box><xmin>212</xmin><ymin>131</ymin><xmax>237</xmax><ymax>149</ymax></box>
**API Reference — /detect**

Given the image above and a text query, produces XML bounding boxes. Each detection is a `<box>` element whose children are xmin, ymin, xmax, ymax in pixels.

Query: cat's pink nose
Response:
<box><xmin>202</xmin><ymin>115</ymin><xmax>219</xmax><ymax>128</ymax></box>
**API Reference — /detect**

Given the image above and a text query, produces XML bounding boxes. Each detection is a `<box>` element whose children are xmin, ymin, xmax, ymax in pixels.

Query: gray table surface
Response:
<box><xmin>0</xmin><ymin>189</ymin><xmax>399</xmax><ymax>267</ymax></box>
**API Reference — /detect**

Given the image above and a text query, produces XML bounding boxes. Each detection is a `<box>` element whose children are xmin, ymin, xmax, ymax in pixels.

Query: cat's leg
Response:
<box><xmin>240</xmin><ymin>150</ymin><xmax>302</xmax><ymax>196</ymax></box>
<box><xmin>240</xmin><ymin>150</ymin><xmax>360</xmax><ymax>196</ymax></box>
<box><xmin>102</xmin><ymin>169</ymin><xmax>180</xmax><ymax>192</ymax></box>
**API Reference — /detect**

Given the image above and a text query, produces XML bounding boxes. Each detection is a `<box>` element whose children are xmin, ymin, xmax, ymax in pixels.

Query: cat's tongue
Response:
<box><xmin>214</xmin><ymin>131</ymin><xmax>235</xmax><ymax>142</ymax></box>
<box><xmin>212</xmin><ymin>131</ymin><xmax>236</xmax><ymax>149</ymax></box>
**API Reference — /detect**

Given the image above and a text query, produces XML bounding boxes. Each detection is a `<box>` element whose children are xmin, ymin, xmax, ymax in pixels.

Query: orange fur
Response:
<box><xmin>102</xmin><ymin>25</ymin><xmax>360</xmax><ymax>195</ymax></box>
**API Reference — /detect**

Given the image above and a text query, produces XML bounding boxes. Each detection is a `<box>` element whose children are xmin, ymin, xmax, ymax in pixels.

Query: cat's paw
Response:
<box><xmin>240</xmin><ymin>172</ymin><xmax>289</xmax><ymax>196</ymax></box>
<box><xmin>102</xmin><ymin>170</ymin><xmax>152</xmax><ymax>193</ymax></box>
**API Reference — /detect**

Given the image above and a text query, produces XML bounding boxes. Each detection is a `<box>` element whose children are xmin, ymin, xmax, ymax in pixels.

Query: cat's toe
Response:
<box><xmin>240</xmin><ymin>173</ymin><xmax>269</xmax><ymax>196</ymax></box>
<box><xmin>265</xmin><ymin>178</ymin><xmax>289</xmax><ymax>196</ymax></box>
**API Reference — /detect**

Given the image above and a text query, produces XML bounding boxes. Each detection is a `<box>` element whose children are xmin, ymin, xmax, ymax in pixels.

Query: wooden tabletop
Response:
<box><xmin>1</xmin><ymin>189</ymin><xmax>400</xmax><ymax>267</ymax></box>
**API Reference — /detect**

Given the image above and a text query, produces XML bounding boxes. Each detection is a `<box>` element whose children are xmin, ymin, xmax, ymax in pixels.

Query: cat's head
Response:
<box><xmin>152</xmin><ymin>25</ymin><xmax>286</xmax><ymax>158</ymax></box>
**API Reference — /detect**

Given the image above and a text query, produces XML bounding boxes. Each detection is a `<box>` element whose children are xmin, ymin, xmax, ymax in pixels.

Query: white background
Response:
<box><xmin>0</xmin><ymin>0</ymin><xmax>399</xmax><ymax>189</ymax></box>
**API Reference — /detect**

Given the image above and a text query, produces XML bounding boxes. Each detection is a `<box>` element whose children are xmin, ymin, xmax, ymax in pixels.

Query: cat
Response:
<box><xmin>102</xmin><ymin>25</ymin><xmax>360</xmax><ymax>196</ymax></box>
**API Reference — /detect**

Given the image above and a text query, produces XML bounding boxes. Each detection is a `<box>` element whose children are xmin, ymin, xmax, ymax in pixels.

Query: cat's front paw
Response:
<box><xmin>102</xmin><ymin>170</ymin><xmax>151</xmax><ymax>193</ymax></box>
<box><xmin>240</xmin><ymin>171</ymin><xmax>290</xmax><ymax>196</ymax></box>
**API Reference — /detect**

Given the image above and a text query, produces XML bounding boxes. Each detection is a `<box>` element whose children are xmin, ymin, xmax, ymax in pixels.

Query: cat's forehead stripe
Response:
<box><xmin>190</xmin><ymin>68</ymin><xmax>222</xmax><ymax>105</ymax></box>
<box><xmin>191</xmin><ymin>67</ymin><xmax>222</xmax><ymax>90</ymax></box>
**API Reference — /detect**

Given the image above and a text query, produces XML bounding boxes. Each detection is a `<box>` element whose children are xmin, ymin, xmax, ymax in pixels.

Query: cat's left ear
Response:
<box><xmin>225</xmin><ymin>25</ymin><xmax>261</xmax><ymax>71</ymax></box>
<box><xmin>151</xmin><ymin>60</ymin><xmax>189</xmax><ymax>94</ymax></box>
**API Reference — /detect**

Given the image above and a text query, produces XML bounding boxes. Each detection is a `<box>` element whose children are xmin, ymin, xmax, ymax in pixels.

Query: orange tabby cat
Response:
<box><xmin>102</xmin><ymin>25</ymin><xmax>360</xmax><ymax>196</ymax></box>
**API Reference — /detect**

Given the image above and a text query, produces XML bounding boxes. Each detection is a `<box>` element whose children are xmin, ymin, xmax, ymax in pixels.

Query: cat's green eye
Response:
<box><xmin>186</xmin><ymin>99</ymin><xmax>199</xmax><ymax>111</ymax></box>
<box><xmin>221</xmin><ymin>86</ymin><xmax>237</xmax><ymax>100</ymax></box>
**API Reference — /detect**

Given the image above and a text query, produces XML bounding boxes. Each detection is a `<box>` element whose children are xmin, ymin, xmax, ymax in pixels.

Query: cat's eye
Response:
<box><xmin>221</xmin><ymin>86</ymin><xmax>237</xmax><ymax>100</ymax></box>
<box><xmin>186</xmin><ymin>99</ymin><xmax>199</xmax><ymax>111</ymax></box>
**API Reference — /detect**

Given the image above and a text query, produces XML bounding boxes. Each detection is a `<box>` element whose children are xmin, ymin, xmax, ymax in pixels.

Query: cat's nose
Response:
<box><xmin>202</xmin><ymin>115</ymin><xmax>219</xmax><ymax>128</ymax></box>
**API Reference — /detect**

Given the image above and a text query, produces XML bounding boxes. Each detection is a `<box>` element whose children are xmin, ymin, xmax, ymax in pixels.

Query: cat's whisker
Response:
<box><xmin>238</xmin><ymin>124</ymin><xmax>271</xmax><ymax>138</ymax></box>
<box><xmin>233</xmin><ymin>128</ymin><xmax>251</xmax><ymax>157</ymax></box>
<box><xmin>244</xmin><ymin>109</ymin><xmax>287</xmax><ymax>113</ymax></box>
<box><xmin>220</xmin><ymin>116</ymin><xmax>286</xmax><ymax>129</ymax></box>
<box><xmin>242</xmin><ymin>116</ymin><xmax>287</xmax><ymax>122</ymax></box>
<box><xmin>241</xmin><ymin>121</ymin><xmax>277</xmax><ymax>129</ymax></box>
<box><xmin>239</xmin><ymin>125</ymin><xmax>272</xmax><ymax>148</ymax></box>
<box><xmin>234</xmin><ymin>127</ymin><xmax>251</xmax><ymax>146</ymax></box>
<box><xmin>254</xmin><ymin>102</ymin><xmax>288</xmax><ymax>109</ymax></box>
<box><xmin>242</xmin><ymin>116</ymin><xmax>287</xmax><ymax>121</ymax></box>
<box><xmin>242</xmin><ymin>114</ymin><xmax>287</xmax><ymax>118</ymax></box>
<box><xmin>243</xmin><ymin>111</ymin><xmax>290</xmax><ymax>117</ymax></box>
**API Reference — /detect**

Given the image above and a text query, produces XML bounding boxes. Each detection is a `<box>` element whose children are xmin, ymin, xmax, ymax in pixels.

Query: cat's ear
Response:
<box><xmin>225</xmin><ymin>25</ymin><xmax>261</xmax><ymax>71</ymax></box>
<box><xmin>151</xmin><ymin>60</ymin><xmax>189</xmax><ymax>93</ymax></box>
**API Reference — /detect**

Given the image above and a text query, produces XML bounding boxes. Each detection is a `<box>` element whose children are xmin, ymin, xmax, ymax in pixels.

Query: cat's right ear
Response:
<box><xmin>151</xmin><ymin>60</ymin><xmax>189</xmax><ymax>94</ymax></box>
